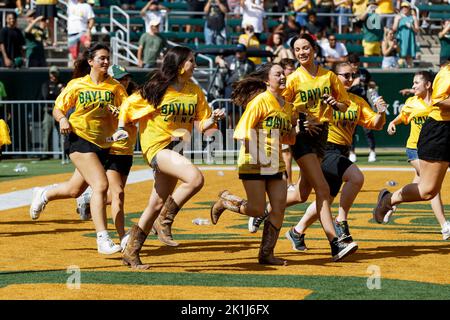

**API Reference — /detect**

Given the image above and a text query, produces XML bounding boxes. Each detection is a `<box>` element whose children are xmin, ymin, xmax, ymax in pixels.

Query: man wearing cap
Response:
<box><xmin>137</xmin><ymin>17</ymin><xmax>166</xmax><ymax>68</ymax></box>
<box><xmin>140</xmin><ymin>0</ymin><xmax>166</xmax><ymax>33</ymax></box>
<box><xmin>24</xmin><ymin>11</ymin><xmax>47</xmax><ymax>67</ymax></box>
<box><xmin>38</xmin><ymin>66</ymin><xmax>65</xmax><ymax>159</ymax></box>
<box><xmin>358</xmin><ymin>0</ymin><xmax>383</xmax><ymax>67</ymax></box>
<box><xmin>109</xmin><ymin>64</ymin><xmax>136</xmax><ymax>95</ymax></box>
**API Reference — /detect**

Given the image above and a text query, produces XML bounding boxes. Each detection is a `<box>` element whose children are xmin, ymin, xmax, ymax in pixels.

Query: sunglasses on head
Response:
<box><xmin>338</xmin><ymin>72</ymin><xmax>359</xmax><ymax>80</ymax></box>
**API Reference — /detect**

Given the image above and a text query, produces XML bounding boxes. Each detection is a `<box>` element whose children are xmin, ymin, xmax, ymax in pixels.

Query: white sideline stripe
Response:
<box><xmin>0</xmin><ymin>166</ymin><xmax>447</xmax><ymax>211</ymax></box>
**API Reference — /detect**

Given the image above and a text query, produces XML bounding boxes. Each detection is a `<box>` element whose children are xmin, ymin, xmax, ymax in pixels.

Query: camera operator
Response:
<box><xmin>204</xmin><ymin>0</ymin><xmax>229</xmax><ymax>45</ymax></box>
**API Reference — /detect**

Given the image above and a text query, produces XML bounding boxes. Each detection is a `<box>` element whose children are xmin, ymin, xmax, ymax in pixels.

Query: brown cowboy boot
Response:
<box><xmin>210</xmin><ymin>190</ymin><xmax>248</xmax><ymax>225</ymax></box>
<box><xmin>258</xmin><ymin>221</ymin><xmax>287</xmax><ymax>266</ymax></box>
<box><xmin>122</xmin><ymin>224</ymin><xmax>150</xmax><ymax>270</ymax></box>
<box><xmin>153</xmin><ymin>195</ymin><xmax>180</xmax><ymax>247</ymax></box>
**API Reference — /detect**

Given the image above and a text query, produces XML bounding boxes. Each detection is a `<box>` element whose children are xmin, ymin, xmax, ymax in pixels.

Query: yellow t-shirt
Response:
<box><xmin>238</xmin><ymin>34</ymin><xmax>262</xmax><ymax>65</ymax></box>
<box><xmin>234</xmin><ymin>90</ymin><xmax>294</xmax><ymax>175</ymax></box>
<box><xmin>429</xmin><ymin>64</ymin><xmax>450</xmax><ymax>121</ymax></box>
<box><xmin>54</xmin><ymin>75</ymin><xmax>128</xmax><ymax>149</ymax></box>
<box><xmin>119</xmin><ymin>81</ymin><xmax>213</xmax><ymax>164</ymax></box>
<box><xmin>352</xmin><ymin>0</ymin><xmax>367</xmax><ymax>15</ymax></box>
<box><xmin>283</xmin><ymin>66</ymin><xmax>350</xmax><ymax>123</ymax></box>
<box><xmin>400</xmin><ymin>96</ymin><xmax>432</xmax><ymax>149</ymax></box>
<box><xmin>293</xmin><ymin>0</ymin><xmax>313</xmax><ymax>12</ymax></box>
<box><xmin>328</xmin><ymin>93</ymin><xmax>382</xmax><ymax>146</ymax></box>
<box><xmin>376</xmin><ymin>0</ymin><xmax>394</xmax><ymax>14</ymax></box>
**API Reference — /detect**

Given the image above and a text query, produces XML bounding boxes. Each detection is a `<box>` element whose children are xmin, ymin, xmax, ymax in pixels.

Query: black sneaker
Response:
<box><xmin>285</xmin><ymin>227</ymin><xmax>308</xmax><ymax>251</ymax></box>
<box><xmin>248</xmin><ymin>208</ymin><xmax>269</xmax><ymax>233</ymax></box>
<box><xmin>334</xmin><ymin>220</ymin><xmax>353</xmax><ymax>242</ymax></box>
<box><xmin>330</xmin><ymin>237</ymin><xmax>358</xmax><ymax>262</ymax></box>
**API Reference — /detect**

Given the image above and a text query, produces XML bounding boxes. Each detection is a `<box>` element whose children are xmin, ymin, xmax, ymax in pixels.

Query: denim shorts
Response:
<box><xmin>406</xmin><ymin>148</ymin><xmax>418</xmax><ymax>162</ymax></box>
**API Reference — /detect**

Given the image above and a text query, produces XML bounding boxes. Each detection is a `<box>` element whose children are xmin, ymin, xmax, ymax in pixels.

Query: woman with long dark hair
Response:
<box><xmin>29</xmin><ymin>43</ymin><xmax>128</xmax><ymax>255</ymax></box>
<box><xmin>114</xmin><ymin>46</ymin><xmax>225</xmax><ymax>269</ymax></box>
<box><xmin>210</xmin><ymin>62</ymin><xmax>296</xmax><ymax>265</ymax></box>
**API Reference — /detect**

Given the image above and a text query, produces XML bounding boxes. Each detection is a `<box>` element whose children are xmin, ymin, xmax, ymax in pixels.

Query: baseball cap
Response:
<box><xmin>108</xmin><ymin>64</ymin><xmax>131</xmax><ymax>80</ymax></box>
<box><xmin>49</xmin><ymin>65</ymin><xmax>59</xmax><ymax>75</ymax></box>
<box><xmin>149</xmin><ymin>17</ymin><xmax>161</xmax><ymax>27</ymax></box>
<box><xmin>400</xmin><ymin>1</ymin><xmax>411</xmax><ymax>7</ymax></box>
<box><xmin>236</xmin><ymin>43</ymin><xmax>247</xmax><ymax>52</ymax></box>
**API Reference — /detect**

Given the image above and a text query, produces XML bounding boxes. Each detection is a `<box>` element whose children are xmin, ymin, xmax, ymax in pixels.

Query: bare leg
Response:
<box><xmin>282</xmin><ymin>149</ymin><xmax>293</xmax><ymax>186</ymax></box>
<box><xmin>266</xmin><ymin>177</ymin><xmax>287</xmax><ymax>228</ymax></box>
<box><xmin>106</xmin><ymin>169</ymin><xmax>127</xmax><ymax>239</ymax></box>
<box><xmin>336</xmin><ymin>164</ymin><xmax>364</xmax><ymax>222</ymax></box>
<box><xmin>241</xmin><ymin>180</ymin><xmax>268</xmax><ymax>217</ymax></box>
<box><xmin>45</xmin><ymin>169</ymin><xmax>88</xmax><ymax>201</ymax></box>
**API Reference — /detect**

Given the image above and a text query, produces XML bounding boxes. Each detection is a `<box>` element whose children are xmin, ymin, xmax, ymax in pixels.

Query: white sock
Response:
<box><xmin>294</xmin><ymin>226</ymin><xmax>303</xmax><ymax>235</ymax></box>
<box><xmin>97</xmin><ymin>230</ymin><xmax>109</xmax><ymax>240</ymax></box>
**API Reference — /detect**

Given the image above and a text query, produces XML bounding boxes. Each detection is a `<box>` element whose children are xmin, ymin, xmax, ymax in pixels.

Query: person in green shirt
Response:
<box><xmin>137</xmin><ymin>17</ymin><xmax>166</xmax><ymax>68</ymax></box>
<box><xmin>358</xmin><ymin>0</ymin><xmax>383</xmax><ymax>67</ymax></box>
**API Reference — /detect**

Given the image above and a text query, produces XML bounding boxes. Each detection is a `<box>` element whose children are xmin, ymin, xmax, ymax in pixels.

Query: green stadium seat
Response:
<box><xmin>416</xmin><ymin>4</ymin><xmax>450</xmax><ymax>12</ymax></box>
<box><xmin>168</xmin><ymin>18</ymin><xmax>205</xmax><ymax>29</ymax></box>
<box><xmin>345</xmin><ymin>43</ymin><xmax>364</xmax><ymax>54</ymax></box>
<box><xmin>227</xmin><ymin>18</ymin><xmax>242</xmax><ymax>28</ymax></box>
<box><xmin>160</xmin><ymin>31</ymin><xmax>205</xmax><ymax>41</ymax></box>
<box><xmin>359</xmin><ymin>56</ymin><xmax>383</xmax><ymax>64</ymax></box>
<box><xmin>429</xmin><ymin>12</ymin><xmax>450</xmax><ymax>20</ymax></box>
<box><xmin>335</xmin><ymin>33</ymin><xmax>363</xmax><ymax>42</ymax></box>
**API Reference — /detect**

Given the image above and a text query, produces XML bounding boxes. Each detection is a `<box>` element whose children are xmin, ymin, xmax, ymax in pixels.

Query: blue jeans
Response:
<box><xmin>204</xmin><ymin>24</ymin><xmax>226</xmax><ymax>45</ymax></box>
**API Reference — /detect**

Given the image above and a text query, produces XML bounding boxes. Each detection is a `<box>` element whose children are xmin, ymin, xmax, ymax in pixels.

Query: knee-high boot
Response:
<box><xmin>122</xmin><ymin>224</ymin><xmax>150</xmax><ymax>270</ymax></box>
<box><xmin>258</xmin><ymin>221</ymin><xmax>287</xmax><ymax>266</ymax></box>
<box><xmin>210</xmin><ymin>190</ymin><xmax>248</xmax><ymax>225</ymax></box>
<box><xmin>152</xmin><ymin>195</ymin><xmax>180</xmax><ymax>247</ymax></box>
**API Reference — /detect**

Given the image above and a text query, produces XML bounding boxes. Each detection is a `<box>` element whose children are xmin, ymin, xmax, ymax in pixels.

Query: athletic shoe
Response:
<box><xmin>120</xmin><ymin>231</ymin><xmax>130</xmax><ymax>252</ymax></box>
<box><xmin>383</xmin><ymin>205</ymin><xmax>397</xmax><ymax>224</ymax></box>
<box><xmin>97</xmin><ymin>237</ymin><xmax>121</xmax><ymax>255</ymax></box>
<box><xmin>29</xmin><ymin>187</ymin><xmax>48</xmax><ymax>220</ymax></box>
<box><xmin>248</xmin><ymin>207</ymin><xmax>269</xmax><ymax>233</ymax></box>
<box><xmin>330</xmin><ymin>237</ymin><xmax>358</xmax><ymax>262</ymax></box>
<box><xmin>287</xmin><ymin>184</ymin><xmax>296</xmax><ymax>192</ymax></box>
<box><xmin>349</xmin><ymin>152</ymin><xmax>357</xmax><ymax>163</ymax></box>
<box><xmin>368</xmin><ymin>151</ymin><xmax>376</xmax><ymax>162</ymax></box>
<box><xmin>76</xmin><ymin>189</ymin><xmax>92</xmax><ymax>221</ymax></box>
<box><xmin>441</xmin><ymin>221</ymin><xmax>450</xmax><ymax>241</ymax></box>
<box><xmin>334</xmin><ymin>219</ymin><xmax>353</xmax><ymax>242</ymax></box>
<box><xmin>373</xmin><ymin>189</ymin><xmax>393</xmax><ymax>224</ymax></box>
<box><xmin>285</xmin><ymin>227</ymin><xmax>308</xmax><ymax>251</ymax></box>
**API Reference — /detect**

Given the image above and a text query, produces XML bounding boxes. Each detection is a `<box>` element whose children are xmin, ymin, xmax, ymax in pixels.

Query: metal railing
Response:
<box><xmin>0</xmin><ymin>99</ymin><xmax>242</xmax><ymax>159</ymax></box>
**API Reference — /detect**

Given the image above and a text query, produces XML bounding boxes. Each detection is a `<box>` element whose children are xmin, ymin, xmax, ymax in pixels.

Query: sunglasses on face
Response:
<box><xmin>338</xmin><ymin>72</ymin><xmax>359</xmax><ymax>80</ymax></box>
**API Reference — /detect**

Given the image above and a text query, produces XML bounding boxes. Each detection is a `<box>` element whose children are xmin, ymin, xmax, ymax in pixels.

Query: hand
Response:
<box><xmin>59</xmin><ymin>117</ymin><xmax>72</xmax><ymax>135</ymax></box>
<box><xmin>399</xmin><ymin>88</ymin><xmax>413</xmax><ymax>96</ymax></box>
<box><xmin>375</xmin><ymin>96</ymin><xmax>387</xmax><ymax>113</ymax></box>
<box><xmin>4</xmin><ymin>57</ymin><xmax>12</xmax><ymax>67</ymax></box>
<box><xmin>138</xmin><ymin>60</ymin><xmax>143</xmax><ymax>68</ymax></box>
<box><xmin>387</xmin><ymin>121</ymin><xmax>396</xmax><ymax>135</ymax></box>
<box><xmin>321</xmin><ymin>94</ymin><xmax>338</xmax><ymax>110</ymax></box>
<box><xmin>212</xmin><ymin>108</ymin><xmax>225</xmax><ymax>122</ymax></box>
<box><xmin>107</xmin><ymin>104</ymin><xmax>120</xmax><ymax>117</ymax></box>
<box><xmin>111</xmin><ymin>129</ymin><xmax>128</xmax><ymax>142</ymax></box>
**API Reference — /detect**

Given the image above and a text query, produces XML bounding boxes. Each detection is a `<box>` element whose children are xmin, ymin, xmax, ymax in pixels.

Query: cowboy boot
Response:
<box><xmin>258</xmin><ymin>221</ymin><xmax>287</xmax><ymax>266</ymax></box>
<box><xmin>122</xmin><ymin>224</ymin><xmax>150</xmax><ymax>270</ymax></box>
<box><xmin>153</xmin><ymin>195</ymin><xmax>180</xmax><ymax>247</ymax></box>
<box><xmin>210</xmin><ymin>190</ymin><xmax>248</xmax><ymax>225</ymax></box>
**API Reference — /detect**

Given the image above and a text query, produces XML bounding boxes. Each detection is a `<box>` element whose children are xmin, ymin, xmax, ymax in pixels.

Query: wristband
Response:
<box><xmin>59</xmin><ymin>116</ymin><xmax>67</xmax><ymax>122</ymax></box>
<box><xmin>118</xmin><ymin>126</ymin><xmax>125</xmax><ymax>131</ymax></box>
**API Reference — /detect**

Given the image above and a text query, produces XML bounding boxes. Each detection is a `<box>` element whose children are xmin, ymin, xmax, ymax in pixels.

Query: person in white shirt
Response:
<box><xmin>240</xmin><ymin>0</ymin><xmax>265</xmax><ymax>35</ymax></box>
<box><xmin>140</xmin><ymin>0</ymin><xmax>166</xmax><ymax>33</ymax></box>
<box><xmin>320</xmin><ymin>33</ymin><xmax>348</xmax><ymax>68</ymax></box>
<box><xmin>67</xmin><ymin>0</ymin><xmax>95</xmax><ymax>64</ymax></box>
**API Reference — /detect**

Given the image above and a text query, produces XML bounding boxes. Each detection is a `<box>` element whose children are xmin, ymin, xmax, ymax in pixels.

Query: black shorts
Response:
<box><xmin>417</xmin><ymin>118</ymin><xmax>450</xmax><ymax>163</ymax></box>
<box><xmin>35</xmin><ymin>5</ymin><xmax>58</xmax><ymax>18</ymax></box>
<box><xmin>321</xmin><ymin>142</ymin><xmax>354</xmax><ymax>197</ymax></box>
<box><xmin>239</xmin><ymin>172</ymin><xmax>285</xmax><ymax>181</ymax></box>
<box><xmin>291</xmin><ymin>123</ymin><xmax>329</xmax><ymax>161</ymax></box>
<box><xmin>150</xmin><ymin>139</ymin><xmax>184</xmax><ymax>172</ymax></box>
<box><xmin>104</xmin><ymin>154</ymin><xmax>133</xmax><ymax>176</ymax></box>
<box><xmin>64</xmin><ymin>132</ymin><xmax>109</xmax><ymax>165</ymax></box>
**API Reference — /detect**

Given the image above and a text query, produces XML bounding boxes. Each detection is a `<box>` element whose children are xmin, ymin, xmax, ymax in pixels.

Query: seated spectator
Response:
<box><xmin>24</xmin><ymin>11</ymin><xmax>47</xmax><ymax>67</ymax></box>
<box><xmin>267</xmin><ymin>32</ymin><xmax>294</xmax><ymax>63</ymax></box>
<box><xmin>0</xmin><ymin>12</ymin><xmax>25</xmax><ymax>68</ymax></box>
<box><xmin>333</xmin><ymin>0</ymin><xmax>352</xmax><ymax>33</ymax></box>
<box><xmin>121</xmin><ymin>0</ymin><xmax>137</xmax><ymax>10</ymax></box>
<box><xmin>137</xmin><ymin>17</ymin><xmax>166</xmax><ymax>68</ymax></box>
<box><xmin>381</xmin><ymin>28</ymin><xmax>399</xmax><ymax>69</ymax></box>
<box><xmin>239</xmin><ymin>23</ymin><xmax>262</xmax><ymax>65</ymax></box>
<box><xmin>204</xmin><ymin>0</ymin><xmax>229</xmax><ymax>45</ymax></box>
<box><xmin>240</xmin><ymin>0</ymin><xmax>265</xmax><ymax>36</ymax></box>
<box><xmin>34</xmin><ymin>0</ymin><xmax>58</xmax><ymax>46</ymax></box>
<box><xmin>293</xmin><ymin>0</ymin><xmax>312</xmax><ymax>27</ymax></box>
<box><xmin>67</xmin><ymin>0</ymin><xmax>95</xmax><ymax>64</ymax></box>
<box><xmin>140</xmin><ymin>0</ymin><xmax>166</xmax><ymax>32</ymax></box>
<box><xmin>393</xmin><ymin>2</ymin><xmax>419</xmax><ymax>68</ymax></box>
<box><xmin>359</xmin><ymin>0</ymin><xmax>383</xmax><ymax>68</ymax></box>
<box><xmin>305</xmin><ymin>10</ymin><xmax>325</xmax><ymax>35</ymax></box>
<box><xmin>321</xmin><ymin>33</ymin><xmax>348</xmax><ymax>68</ymax></box>
<box><xmin>438</xmin><ymin>20</ymin><xmax>450</xmax><ymax>67</ymax></box>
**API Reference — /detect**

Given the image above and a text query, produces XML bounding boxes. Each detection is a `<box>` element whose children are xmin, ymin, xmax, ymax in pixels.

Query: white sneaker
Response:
<box><xmin>441</xmin><ymin>221</ymin><xmax>450</xmax><ymax>241</ymax></box>
<box><xmin>29</xmin><ymin>187</ymin><xmax>48</xmax><ymax>220</ymax></box>
<box><xmin>368</xmin><ymin>151</ymin><xmax>376</xmax><ymax>162</ymax></box>
<box><xmin>120</xmin><ymin>231</ymin><xmax>130</xmax><ymax>252</ymax></box>
<box><xmin>76</xmin><ymin>188</ymin><xmax>92</xmax><ymax>221</ymax></box>
<box><xmin>97</xmin><ymin>237</ymin><xmax>122</xmax><ymax>255</ymax></box>
<box><xmin>383</xmin><ymin>205</ymin><xmax>397</xmax><ymax>224</ymax></box>
<box><xmin>349</xmin><ymin>152</ymin><xmax>357</xmax><ymax>163</ymax></box>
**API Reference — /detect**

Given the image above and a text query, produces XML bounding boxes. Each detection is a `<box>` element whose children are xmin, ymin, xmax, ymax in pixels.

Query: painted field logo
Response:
<box><xmin>366</xmin><ymin>265</ymin><xmax>381</xmax><ymax>290</ymax></box>
<box><xmin>66</xmin><ymin>265</ymin><xmax>81</xmax><ymax>289</ymax></box>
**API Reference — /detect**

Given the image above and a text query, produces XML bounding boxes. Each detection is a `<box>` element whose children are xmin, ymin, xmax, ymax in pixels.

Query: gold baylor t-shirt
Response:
<box><xmin>234</xmin><ymin>90</ymin><xmax>294</xmax><ymax>175</ymax></box>
<box><xmin>119</xmin><ymin>81</ymin><xmax>213</xmax><ymax>164</ymax></box>
<box><xmin>283</xmin><ymin>65</ymin><xmax>350</xmax><ymax>123</ymax></box>
<box><xmin>429</xmin><ymin>64</ymin><xmax>450</xmax><ymax>121</ymax></box>
<box><xmin>400</xmin><ymin>96</ymin><xmax>432</xmax><ymax>149</ymax></box>
<box><xmin>54</xmin><ymin>74</ymin><xmax>128</xmax><ymax>149</ymax></box>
